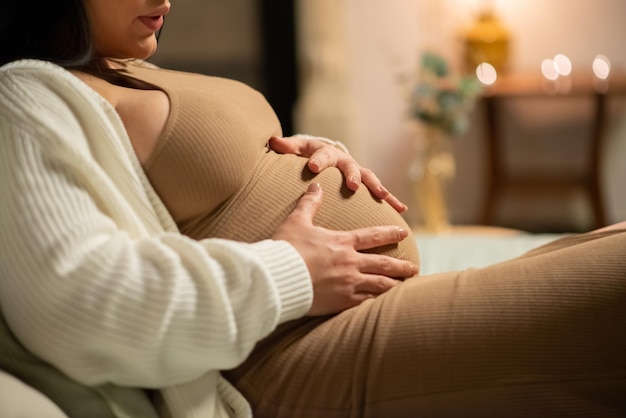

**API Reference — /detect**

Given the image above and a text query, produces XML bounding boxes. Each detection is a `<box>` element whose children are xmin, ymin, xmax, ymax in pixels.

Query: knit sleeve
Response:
<box><xmin>0</xmin><ymin>63</ymin><xmax>312</xmax><ymax>389</ymax></box>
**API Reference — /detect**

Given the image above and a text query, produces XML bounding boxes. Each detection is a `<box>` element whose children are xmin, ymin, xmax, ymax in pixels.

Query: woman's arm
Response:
<box><xmin>0</xmin><ymin>66</ymin><xmax>312</xmax><ymax>388</ymax></box>
<box><xmin>0</xmin><ymin>122</ymin><xmax>312</xmax><ymax>388</ymax></box>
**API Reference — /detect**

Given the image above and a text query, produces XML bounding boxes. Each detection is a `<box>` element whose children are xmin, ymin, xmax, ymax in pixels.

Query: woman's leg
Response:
<box><xmin>224</xmin><ymin>230</ymin><xmax>626</xmax><ymax>418</ymax></box>
<box><xmin>592</xmin><ymin>220</ymin><xmax>626</xmax><ymax>233</ymax></box>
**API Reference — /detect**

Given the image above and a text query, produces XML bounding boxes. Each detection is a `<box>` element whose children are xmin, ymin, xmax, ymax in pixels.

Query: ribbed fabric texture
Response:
<box><xmin>0</xmin><ymin>60</ymin><xmax>313</xmax><ymax>417</ymax></box>
<box><xmin>224</xmin><ymin>230</ymin><xmax>626</xmax><ymax>417</ymax></box>
<box><xmin>136</xmin><ymin>64</ymin><xmax>283</xmax><ymax>224</ymax></box>
<box><xmin>126</xmin><ymin>64</ymin><xmax>419</xmax><ymax>265</ymax></box>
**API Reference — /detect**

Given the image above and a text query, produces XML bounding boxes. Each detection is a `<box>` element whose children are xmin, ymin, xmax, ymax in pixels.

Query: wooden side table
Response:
<box><xmin>480</xmin><ymin>72</ymin><xmax>626</xmax><ymax>229</ymax></box>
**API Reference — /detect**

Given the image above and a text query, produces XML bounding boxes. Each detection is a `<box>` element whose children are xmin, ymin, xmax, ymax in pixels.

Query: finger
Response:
<box><xmin>360</xmin><ymin>169</ymin><xmax>407</xmax><ymax>212</ymax></box>
<box><xmin>268</xmin><ymin>135</ymin><xmax>302</xmax><ymax>155</ymax></box>
<box><xmin>357</xmin><ymin>253</ymin><xmax>419</xmax><ymax>279</ymax></box>
<box><xmin>360</xmin><ymin>169</ymin><xmax>388</xmax><ymax>200</ymax></box>
<box><xmin>335</xmin><ymin>159</ymin><xmax>362</xmax><ymax>191</ymax></box>
<box><xmin>384</xmin><ymin>194</ymin><xmax>409</xmax><ymax>213</ymax></box>
<box><xmin>287</xmin><ymin>182</ymin><xmax>324</xmax><ymax>224</ymax></box>
<box><xmin>353</xmin><ymin>274</ymin><xmax>402</xmax><ymax>295</ymax></box>
<box><xmin>307</xmin><ymin>147</ymin><xmax>337</xmax><ymax>174</ymax></box>
<box><xmin>350</xmin><ymin>225</ymin><xmax>409</xmax><ymax>251</ymax></box>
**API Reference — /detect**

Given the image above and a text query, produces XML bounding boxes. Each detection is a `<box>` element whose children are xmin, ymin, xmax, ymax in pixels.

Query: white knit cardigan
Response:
<box><xmin>0</xmin><ymin>59</ymin><xmax>313</xmax><ymax>417</ymax></box>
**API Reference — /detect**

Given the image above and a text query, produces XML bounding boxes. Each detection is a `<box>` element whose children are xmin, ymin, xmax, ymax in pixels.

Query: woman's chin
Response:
<box><xmin>106</xmin><ymin>41</ymin><xmax>158</xmax><ymax>62</ymax></box>
<box><xmin>129</xmin><ymin>46</ymin><xmax>158</xmax><ymax>61</ymax></box>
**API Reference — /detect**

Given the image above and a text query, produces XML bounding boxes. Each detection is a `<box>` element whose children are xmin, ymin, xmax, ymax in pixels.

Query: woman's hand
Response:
<box><xmin>268</xmin><ymin>135</ymin><xmax>408</xmax><ymax>213</ymax></box>
<box><xmin>273</xmin><ymin>183</ymin><xmax>419</xmax><ymax>316</ymax></box>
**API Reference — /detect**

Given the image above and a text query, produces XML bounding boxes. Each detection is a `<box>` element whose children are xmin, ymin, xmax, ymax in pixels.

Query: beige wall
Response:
<box><xmin>449</xmin><ymin>0</ymin><xmax>626</xmax><ymax>230</ymax></box>
<box><xmin>336</xmin><ymin>0</ymin><xmax>626</xmax><ymax>231</ymax></box>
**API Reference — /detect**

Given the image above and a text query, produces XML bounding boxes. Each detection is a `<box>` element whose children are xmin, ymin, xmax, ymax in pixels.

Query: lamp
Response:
<box><xmin>463</xmin><ymin>0</ymin><xmax>510</xmax><ymax>74</ymax></box>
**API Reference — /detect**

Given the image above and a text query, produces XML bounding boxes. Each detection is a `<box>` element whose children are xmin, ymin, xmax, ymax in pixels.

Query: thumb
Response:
<box><xmin>268</xmin><ymin>135</ymin><xmax>297</xmax><ymax>154</ymax></box>
<box><xmin>290</xmin><ymin>183</ymin><xmax>323</xmax><ymax>225</ymax></box>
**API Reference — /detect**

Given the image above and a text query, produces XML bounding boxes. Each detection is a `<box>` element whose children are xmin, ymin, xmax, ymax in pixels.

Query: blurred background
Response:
<box><xmin>151</xmin><ymin>0</ymin><xmax>626</xmax><ymax>233</ymax></box>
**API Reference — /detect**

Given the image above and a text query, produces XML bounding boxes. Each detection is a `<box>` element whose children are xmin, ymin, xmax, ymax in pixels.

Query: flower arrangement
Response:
<box><xmin>410</xmin><ymin>52</ymin><xmax>482</xmax><ymax>136</ymax></box>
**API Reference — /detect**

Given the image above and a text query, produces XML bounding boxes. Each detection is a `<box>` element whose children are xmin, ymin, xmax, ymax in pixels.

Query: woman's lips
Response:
<box><xmin>138</xmin><ymin>15</ymin><xmax>164</xmax><ymax>32</ymax></box>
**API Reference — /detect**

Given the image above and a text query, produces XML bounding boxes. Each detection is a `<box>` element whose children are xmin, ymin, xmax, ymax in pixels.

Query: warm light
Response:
<box><xmin>541</xmin><ymin>59</ymin><xmax>559</xmax><ymax>81</ymax></box>
<box><xmin>592</xmin><ymin>54</ymin><xmax>611</xmax><ymax>80</ymax></box>
<box><xmin>476</xmin><ymin>62</ymin><xmax>498</xmax><ymax>85</ymax></box>
<box><xmin>553</xmin><ymin>54</ymin><xmax>572</xmax><ymax>76</ymax></box>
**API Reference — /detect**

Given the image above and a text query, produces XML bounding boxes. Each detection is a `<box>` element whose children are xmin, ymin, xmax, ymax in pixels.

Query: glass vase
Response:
<box><xmin>409</xmin><ymin>125</ymin><xmax>456</xmax><ymax>233</ymax></box>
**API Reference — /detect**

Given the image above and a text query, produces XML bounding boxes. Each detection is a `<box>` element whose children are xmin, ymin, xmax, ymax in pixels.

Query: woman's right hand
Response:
<box><xmin>272</xmin><ymin>183</ymin><xmax>419</xmax><ymax>316</ymax></box>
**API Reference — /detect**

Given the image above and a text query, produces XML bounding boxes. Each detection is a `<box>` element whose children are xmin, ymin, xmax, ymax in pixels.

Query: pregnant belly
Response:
<box><xmin>181</xmin><ymin>151</ymin><xmax>419</xmax><ymax>264</ymax></box>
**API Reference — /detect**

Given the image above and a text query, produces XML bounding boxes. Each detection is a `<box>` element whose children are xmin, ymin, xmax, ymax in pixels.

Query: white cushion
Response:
<box><xmin>0</xmin><ymin>370</ymin><xmax>68</xmax><ymax>418</ymax></box>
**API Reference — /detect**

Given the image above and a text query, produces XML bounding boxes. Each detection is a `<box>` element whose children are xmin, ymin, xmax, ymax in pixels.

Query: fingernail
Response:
<box><xmin>308</xmin><ymin>182</ymin><xmax>321</xmax><ymax>193</ymax></box>
<box><xmin>309</xmin><ymin>159</ymin><xmax>321</xmax><ymax>171</ymax></box>
<box><xmin>410</xmin><ymin>264</ymin><xmax>419</xmax><ymax>276</ymax></box>
<box><xmin>350</xmin><ymin>176</ymin><xmax>360</xmax><ymax>187</ymax></box>
<box><xmin>397</xmin><ymin>227</ymin><xmax>408</xmax><ymax>237</ymax></box>
<box><xmin>378</xmin><ymin>185</ymin><xmax>389</xmax><ymax>196</ymax></box>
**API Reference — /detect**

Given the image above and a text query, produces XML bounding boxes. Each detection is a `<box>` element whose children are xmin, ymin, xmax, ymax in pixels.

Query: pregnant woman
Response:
<box><xmin>1</xmin><ymin>0</ymin><xmax>624</xmax><ymax>417</ymax></box>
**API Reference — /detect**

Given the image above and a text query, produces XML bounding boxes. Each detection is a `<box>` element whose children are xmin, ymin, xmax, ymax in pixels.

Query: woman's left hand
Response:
<box><xmin>268</xmin><ymin>135</ymin><xmax>408</xmax><ymax>213</ymax></box>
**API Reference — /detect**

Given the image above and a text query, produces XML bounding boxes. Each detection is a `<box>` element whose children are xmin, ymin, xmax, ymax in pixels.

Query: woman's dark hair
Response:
<box><xmin>0</xmin><ymin>0</ymin><xmax>93</xmax><ymax>67</ymax></box>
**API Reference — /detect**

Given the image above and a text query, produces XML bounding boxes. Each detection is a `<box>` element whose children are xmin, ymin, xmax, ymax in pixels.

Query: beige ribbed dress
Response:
<box><xmin>127</xmin><ymin>63</ymin><xmax>626</xmax><ymax>418</ymax></box>
<box><xmin>129</xmin><ymin>64</ymin><xmax>418</xmax><ymax>265</ymax></box>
